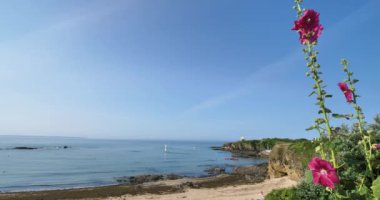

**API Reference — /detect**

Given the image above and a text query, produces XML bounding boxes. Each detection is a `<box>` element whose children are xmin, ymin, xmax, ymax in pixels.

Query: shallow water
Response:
<box><xmin>0</xmin><ymin>136</ymin><xmax>266</xmax><ymax>192</ymax></box>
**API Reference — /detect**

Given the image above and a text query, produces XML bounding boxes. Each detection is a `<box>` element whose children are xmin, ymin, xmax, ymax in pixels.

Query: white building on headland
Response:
<box><xmin>240</xmin><ymin>136</ymin><xmax>245</xmax><ymax>141</ymax></box>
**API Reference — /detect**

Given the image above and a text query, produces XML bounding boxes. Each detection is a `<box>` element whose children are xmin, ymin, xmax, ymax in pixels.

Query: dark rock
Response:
<box><xmin>63</xmin><ymin>146</ymin><xmax>68</xmax><ymax>149</ymax></box>
<box><xmin>204</xmin><ymin>167</ymin><xmax>225</xmax><ymax>176</ymax></box>
<box><xmin>233</xmin><ymin>163</ymin><xmax>267</xmax><ymax>175</ymax></box>
<box><xmin>116</xmin><ymin>173</ymin><xmax>184</xmax><ymax>185</ymax></box>
<box><xmin>165</xmin><ymin>174</ymin><xmax>183</xmax><ymax>180</ymax></box>
<box><xmin>179</xmin><ymin>181</ymin><xmax>199</xmax><ymax>189</ymax></box>
<box><xmin>116</xmin><ymin>175</ymin><xmax>164</xmax><ymax>184</ymax></box>
<box><xmin>233</xmin><ymin>163</ymin><xmax>268</xmax><ymax>182</ymax></box>
<box><xmin>13</xmin><ymin>147</ymin><xmax>38</xmax><ymax>150</ymax></box>
<box><xmin>210</xmin><ymin>146</ymin><xmax>223</xmax><ymax>150</ymax></box>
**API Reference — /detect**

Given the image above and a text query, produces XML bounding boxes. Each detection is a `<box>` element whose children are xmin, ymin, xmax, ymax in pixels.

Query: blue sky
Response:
<box><xmin>0</xmin><ymin>0</ymin><xmax>379</xmax><ymax>141</ymax></box>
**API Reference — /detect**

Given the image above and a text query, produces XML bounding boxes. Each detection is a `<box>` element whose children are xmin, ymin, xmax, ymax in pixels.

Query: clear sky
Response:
<box><xmin>0</xmin><ymin>0</ymin><xmax>379</xmax><ymax>141</ymax></box>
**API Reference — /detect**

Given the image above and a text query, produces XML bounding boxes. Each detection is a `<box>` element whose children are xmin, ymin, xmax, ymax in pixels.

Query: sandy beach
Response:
<box><xmin>0</xmin><ymin>174</ymin><xmax>297</xmax><ymax>200</ymax></box>
<box><xmin>102</xmin><ymin>176</ymin><xmax>297</xmax><ymax>200</ymax></box>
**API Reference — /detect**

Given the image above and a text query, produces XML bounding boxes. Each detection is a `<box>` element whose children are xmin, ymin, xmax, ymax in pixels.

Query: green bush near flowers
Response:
<box><xmin>265</xmin><ymin>182</ymin><xmax>331</xmax><ymax>200</ymax></box>
<box><xmin>265</xmin><ymin>115</ymin><xmax>380</xmax><ymax>199</ymax></box>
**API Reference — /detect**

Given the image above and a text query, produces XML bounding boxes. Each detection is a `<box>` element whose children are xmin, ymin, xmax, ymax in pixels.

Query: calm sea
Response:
<box><xmin>0</xmin><ymin>136</ymin><xmax>265</xmax><ymax>192</ymax></box>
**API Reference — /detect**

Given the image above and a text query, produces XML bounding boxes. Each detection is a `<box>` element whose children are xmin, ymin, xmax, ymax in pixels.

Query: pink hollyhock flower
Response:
<box><xmin>338</xmin><ymin>82</ymin><xmax>353</xmax><ymax>103</ymax></box>
<box><xmin>291</xmin><ymin>9</ymin><xmax>323</xmax><ymax>44</ymax></box>
<box><xmin>372</xmin><ymin>144</ymin><xmax>380</xmax><ymax>150</ymax></box>
<box><xmin>308</xmin><ymin>157</ymin><xmax>339</xmax><ymax>189</ymax></box>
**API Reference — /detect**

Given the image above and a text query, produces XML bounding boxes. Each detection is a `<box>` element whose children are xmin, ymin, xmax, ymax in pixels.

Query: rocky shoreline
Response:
<box><xmin>0</xmin><ymin>163</ymin><xmax>269</xmax><ymax>200</ymax></box>
<box><xmin>0</xmin><ymin>138</ymin><xmax>313</xmax><ymax>200</ymax></box>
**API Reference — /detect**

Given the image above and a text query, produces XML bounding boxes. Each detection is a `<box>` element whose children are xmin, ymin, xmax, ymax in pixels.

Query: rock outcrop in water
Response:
<box><xmin>13</xmin><ymin>147</ymin><xmax>38</xmax><ymax>150</ymax></box>
<box><xmin>268</xmin><ymin>140</ymin><xmax>316</xmax><ymax>181</ymax></box>
<box><xmin>1</xmin><ymin>146</ymin><xmax>71</xmax><ymax>151</ymax></box>
<box><xmin>205</xmin><ymin>167</ymin><xmax>226</xmax><ymax>176</ymax></box>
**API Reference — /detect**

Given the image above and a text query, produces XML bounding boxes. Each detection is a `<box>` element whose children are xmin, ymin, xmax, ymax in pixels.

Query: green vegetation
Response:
<box><xmin>264</xmin><ymin>187</ymin><xmax>298</xmax><ymax>200</ymax></box>
<box><xmin>265</xmin><ymin>114</ymin><xmax>380</xmax><ymax>199</ymax></box>
<box><xmin>223</xmin><ymin>138</ymin><xmax>309</xmax><ymax>151</ymax></box>
<box><xmin>288</xmin><ymin>140</ymin><xmax>316</xmax><ymax>169</ymax></box>
<box><xmin>264</xmin><ymin>182</ymin><xmax>332</xmax><ymax>200</ymax></box>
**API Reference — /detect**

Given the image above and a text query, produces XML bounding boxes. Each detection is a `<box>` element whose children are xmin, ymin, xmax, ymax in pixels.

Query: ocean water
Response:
<box><xmin>0</xmin><ymin>136</ymin><xmax>266</xmax><ymax>192</ymax></box>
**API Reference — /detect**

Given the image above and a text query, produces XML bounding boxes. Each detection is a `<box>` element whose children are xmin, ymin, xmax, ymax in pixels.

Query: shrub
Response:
<box><xmin>264</xmin><ymin>187</ymin><xmax>299</xmax><ymax>200</ymax></box>
<box><xmin>296</xmin><ymin>181</ymin><xmax>331</xmax><ymax>200</ymax></box>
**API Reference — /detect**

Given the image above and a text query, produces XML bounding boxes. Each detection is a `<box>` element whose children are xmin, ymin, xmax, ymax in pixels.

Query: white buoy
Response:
<box><xmin>164</xmin><ymin>144</ymin><xmax>167</xmax><ymax>152</ymax></box>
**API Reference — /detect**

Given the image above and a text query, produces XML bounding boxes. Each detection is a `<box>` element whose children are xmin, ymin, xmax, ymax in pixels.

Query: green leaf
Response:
<box><xmin>306</xmin><ymin>125</ymin><xmax>316</xmax><ymax>131</ymax></box>
<box><xmin>315</xmin><ymin>145</ymin><xmax>321</xmax><ymax>154</ymax></box>
<box><xmin>332</xmin><ymin>113</ymin><xmax>346</xmax><ymax>119</ymax></box>
<box><xmin>371</xmin><ymin>176</ymin><xmax>380</xmax><ymax>199</ymax></box>
<box><xmin>325</xmin><ymin>94</ymin><xmax>333</xmax><ymax>98</ymax></box>
<box><xmin>315</xmin><ymin>118</ymin><xmax>325</xmax><ymax>124</ymax></box>
<box><xmin>353</xmin><ymin>79</ymin><xmax>359</xmax><ymax>83</ymax></box>
<box><xmin>358</xmin><ymin>184</ymin><xmax>369</xmax><ymax>196</ymax></box>
<box><xmin>305</xmin><ymin>170</ymin><xmax>313</xmax><ymax>183</ymax></box>
<box><xmin>308</xmin><ymin>91</ymin><xmax>316</xmax><ymax>97</ymax></box>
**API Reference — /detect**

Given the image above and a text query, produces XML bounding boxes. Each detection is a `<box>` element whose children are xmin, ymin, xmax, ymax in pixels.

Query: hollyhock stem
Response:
<box><xmin>305</xmin><ymin>44</ymin><xmax>337</xmax><ymax>168</ymax></box>
<box><xmin>294</xmin><ymin>0</ymin><xmax>337</xmax><ymax>168</ymax></box>
<box><xmin>294</xmin><ymin>0</ymin><xmax>304</xmax><ymax>17</ymax></box>
<box><xmin>316</xmin><ymin>126</ymin><xmax>326</xmax><ymax>160</ymax></box>
<box><xmin>341</xmin><ymin>60</ymin><xmax>374</xmax><ymax>181</ymax></box>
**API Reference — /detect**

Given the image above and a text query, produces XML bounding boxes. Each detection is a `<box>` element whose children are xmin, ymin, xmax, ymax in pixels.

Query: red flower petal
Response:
<box><xmin>308</xmin><ymin>157</ymin><xmax>321</xmax><ymax>170</ymax></box>
<box><xmin>291</xmin><ymin>9</ymin><xmax>323</xmax><ymax>44</ymax></box>
<box><xmin>312</xmin><ymin>171</ymin><xmax>322</xmax><ymax>185</ymax></box>
<box><xmin>308</xmin><ymin>157</ymin><xmax>339</xmax><ymax>189</ymax></box>
<box><xmin>327</xmin><ymin>172</ymin><xmax>339</xmax><ymax>184</ymax></box>
<box><xmin>318</xmin><ymin>159</ymin><xmax>335</xmax><ymax>171</ymax></box>
<box><xmin>338</xmin><ymin>82</ymin><xmax>353</xmax><ymax>103</ymax></box>
<box><xmin>319</xmin><ymin>174</ymin><xmax>335</xmax><ymax>189</ymax></box>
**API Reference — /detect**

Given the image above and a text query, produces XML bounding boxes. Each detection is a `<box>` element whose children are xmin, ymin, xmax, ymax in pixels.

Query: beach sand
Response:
<box><xmin>102</xmin><ymin>176</ymin><xmax>297</xmax><ymax>200</ymax></box>
<box><xmin>0</xmin><ymin>175</ymin><xmax>297</xmax><ymax>200</ymax></box>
